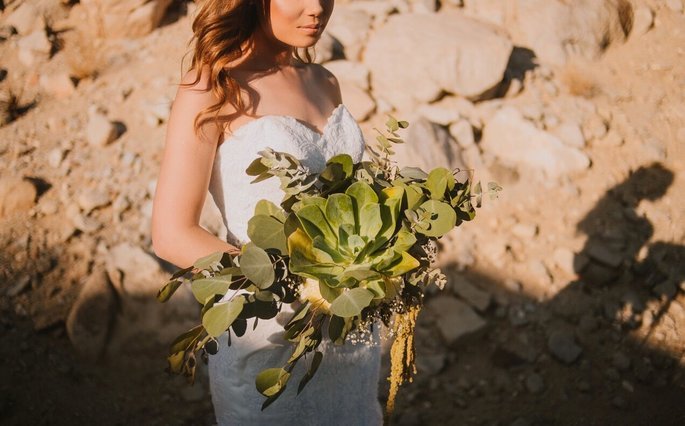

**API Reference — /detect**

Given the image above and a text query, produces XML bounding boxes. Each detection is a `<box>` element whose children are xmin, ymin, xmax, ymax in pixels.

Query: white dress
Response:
<box><xmin>207</xmin><ymin>103</ymin><xmax>384</xmax><ymax>425</ymax></box>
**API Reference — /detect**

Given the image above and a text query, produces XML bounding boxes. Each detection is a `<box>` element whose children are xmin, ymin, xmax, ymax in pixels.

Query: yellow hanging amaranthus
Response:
<box><xmin>386</xmin><ymin>304</ymin><xmax>421</xmax><ymax>418</ymax></box>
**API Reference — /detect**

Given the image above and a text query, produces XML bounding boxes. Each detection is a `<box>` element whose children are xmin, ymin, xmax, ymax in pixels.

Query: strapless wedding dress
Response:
<box><xmin>207</xmin><ymin>103</ymin><xmax>384</xmax><ymax>425</ymax></box>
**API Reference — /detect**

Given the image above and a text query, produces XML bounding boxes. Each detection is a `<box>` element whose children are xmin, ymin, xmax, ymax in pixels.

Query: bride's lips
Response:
<box><xmin>298</xmin><ymin>24</ymin><xmax>322</xmax><ymax>35</ymax></box>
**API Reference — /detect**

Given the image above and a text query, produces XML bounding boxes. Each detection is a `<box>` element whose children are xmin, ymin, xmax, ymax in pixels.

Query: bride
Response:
<box><xmin>151</xmin><ymin>0</ymin><xmax>384</xmax><ymax>424</ymax></box>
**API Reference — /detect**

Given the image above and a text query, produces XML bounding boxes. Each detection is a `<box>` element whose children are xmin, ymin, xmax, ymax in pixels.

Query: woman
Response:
<box><xmin>151</xmin><ymin>0</ymin><xmax>383</xmax><ymax>424</ymax></box>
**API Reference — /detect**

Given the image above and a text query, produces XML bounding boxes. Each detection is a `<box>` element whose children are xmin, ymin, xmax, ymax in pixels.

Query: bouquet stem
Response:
<box><xmin>385</xmin><ymin>304</ymin><xmax>420</xmax><ymax>418</ymax></box>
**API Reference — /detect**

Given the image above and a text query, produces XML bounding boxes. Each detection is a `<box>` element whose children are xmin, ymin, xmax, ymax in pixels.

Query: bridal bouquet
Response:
<box><xmin>157</xmin><ymin>115</ymin><xmax>500</xmax><ymax>413</ymax></box>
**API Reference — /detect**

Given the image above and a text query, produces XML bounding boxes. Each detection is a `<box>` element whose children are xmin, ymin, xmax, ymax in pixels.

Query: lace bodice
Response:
<box><xmin>208</xmin><ymin>103</ymin><xmax>365</xmax><ymax>247</ymax></box>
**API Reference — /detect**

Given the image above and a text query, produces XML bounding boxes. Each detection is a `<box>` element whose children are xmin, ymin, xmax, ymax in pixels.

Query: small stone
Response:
<box><xmin>525</xmin><ymin>373</ymin><xmax>545</xmax><ymax>394</ymax></box>
<box><xmin>450</xmin><ymin>275</ymin><xmax>491</xmax><ymax>312</ymax></box>
<box><xmin>652</xmin><ymin>280</ymin><xmax>677</xmax><ymax>299</ymax></box>
<box><xmin>77</xmin><ymin>189</ymin><xmax>110</xmax><ymax>213</ymax></box>
<box><xmin>551</xmin><ymin>121</ymin><xmax>585</xmax><ymax>148</ymax></box>
<box><xmin>586</xmin><ymin>243</ymin><xmax>624</xmax><ymax>268</ymax></box>
<box><xmin>48</xmin><ymin>148</ymin><xmax>66</xmax><ymax>168</ymax></box>
<box><xmin>86</xmin><ymin>107</ymin><xmax>118</xmax><ymax>147</ymax></box>
<box><xmin>600</xmin><ymin>129</ymin><xmax>624</xmax><ymax>147</ymax></box>
<box><xmin>578</xmin><ymin>314</ymin><xmax>599</xmax><ymax>333</ymax></box>
<box><xmin>38</xmin><ymin>198</ymin><xmax>59</xmax><ymax>216</ymax></box>
<box><xmin>547</xmin><ymin>329</ymin><xmax>583</xmax><ymax>364</ymax></box>
<box><xmin>7</xmin><ymin>275</ymin><xmax>31</xmax><ymax>297</ymax></box>
<box><xmin>666</xmin><ymin>0</ymin><xmax>683</xmax><ymax>13</ymax></box>
<box><xmin>512</xmin><ymin>223</ymin><xmax>537</xmax><ymax>239</ymax></box>
<box><xmin>449</xmin><ymin>119</ymin><xmax>475</xmax><ymax>148</ymax></box>
<box><xmin>631</xmin><ymin>7</ymin><xmax>655</xmax><ymax>37</ymax></box>
<box><xmin>0</xmin><ymin>177</ymin><xmax>37</xmax><ymax>220</ymax></box>
<box><xmin>553</xmin><ymin>248</ymin><xmax>576</xmax><ymax>275</ymax></box>
<box><xmin>427</xmin><ymin>296</ymin><xmax>487</xmax><ymax>344</ymax></box>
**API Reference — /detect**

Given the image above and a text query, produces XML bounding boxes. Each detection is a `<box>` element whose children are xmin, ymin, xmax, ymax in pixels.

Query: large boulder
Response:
<box><xmin>463</xmin><ymin>0</ymin><xmax>633</xmax><ymax>65</ymax></box>
<box><xmin>480</xmin><ymin>106</ymin><xmax>590</xmax><ymax>179</ymax></box>
<box><xmin>77</xmin><ymin>0</ymin><xmax>173</xmax><ymax>38</ymax></box>
<box><xmin>364</xmin><ymin>10</ymin><xmax>512</xmax><ymax>110</ymax></box>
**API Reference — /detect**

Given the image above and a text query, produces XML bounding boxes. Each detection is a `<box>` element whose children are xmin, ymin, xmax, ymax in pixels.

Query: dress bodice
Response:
<box><xmin>208</xmin><ymin>103</ymin><xmax>366</xmax><ymax>247</ymax></box>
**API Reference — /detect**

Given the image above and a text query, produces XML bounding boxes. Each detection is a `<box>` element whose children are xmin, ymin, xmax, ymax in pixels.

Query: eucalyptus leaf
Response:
<box><xmin>247</xmin><ymin>215</ymin><xmax>288</xmax><ymax>253</ymax></box>
<box><xmin>157</xmin><ymin>279</ymin><xmax>182</xmax><ymax>303</ymax></box>
<box><xmin>191</xmin><ymin>275</ymin><xmax>232</xmax><ymax>304</ymax></box>
<box><xmin>329</xmin><ymin>287</ymin><xmax>374</xmax><ymax>318</ymax></box>
<box><xmin>255</xmin><ymin>368</ymin><xmax>291</xmax><ymax>397</ymax></box>
<box><xmin>193</xmin><ymin>251</ymin><xmax>226</xmax><ymax>271</ymax></box>
<box><xmin>240</xmin><ymin>243</ymin><xmax>276</xmax><ymax>289</ymax></box>
<box><xmin>202</xmin><ymin>297</ymin><xmax>245</xmax><ymax>338</ymax></box>
<box><xmin>297</xmin><ymin>351</ymin><xmax>323</xmax><ymax>395</ymax></box>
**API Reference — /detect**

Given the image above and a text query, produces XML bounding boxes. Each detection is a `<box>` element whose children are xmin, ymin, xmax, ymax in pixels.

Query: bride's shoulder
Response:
<box><xmin>304</xmin><ymin>62</ymin><xmax>343</xmax><ymax>105</ymax></box>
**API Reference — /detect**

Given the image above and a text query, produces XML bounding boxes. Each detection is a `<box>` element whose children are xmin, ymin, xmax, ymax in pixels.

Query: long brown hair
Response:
<box><xmin>180</xmin><ymin>0</ymin><xmax>316</xmax><ymax>144</ymax></box>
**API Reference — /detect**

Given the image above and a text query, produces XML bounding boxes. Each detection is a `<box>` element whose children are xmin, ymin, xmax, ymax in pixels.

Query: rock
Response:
<box><xmin>323</xmin><ymin>60</ymin><xmax>370</xmax><ymax>91</ymax></box>
<box><xmin>39</xmin><ymin>73</ymin><xmax>76</xmax><ymax>99</ymax></box>
<box><xmin>17</xmin><ymin>30</ymin><xmax>52</xmax><ymax>66</ymax></box>
<box><xmin>7</xmin><ymin>275</ymin><xmax>31</xmax><ymax>297</ymax></box>
<box><xmin>313</xmin><ymin>31</ymin><xmax>336</xmax><ymax>64</ymax></box>
<box><xmin>66</xmin><ymin>204</ymin><xmax>102</xmax><ymax>233</ymax></box>
<box><xmin>450</xmin><ymin>275</ymin><xmax>491</xmax><ymax>312</ymax></box>
<box><xmin>364</xmin><ymin>11</ymin><xmax>512</xmax><ymax>110</ymax></box>
<box><xmin>106</xmin><ymin>242</ymin><xmax>164</xmax><ymax>296</ymax></box>
<box><xmin>141</xmin><ymin>97</ymin><xmax>171</xmax><ymax>127</ymax></box>
<box><xmin>612</xmin><ymin>352</ymin><xmax>631</xmax><ymax>372</ymax></box>
<box><xmin>652</xmin><ymin>280</ymin><xmax>677</xmax><ymax>299</ymax></box>
<box><xmin>77</xmin><ymin>189</ymin><xmax>111</xmax><ymax>213</ymax></box>
<box><xmin>550</xmin><ymin>121</ymin><xmax>586</xmax><ymax>148</ymax></box>
<box><xmin>86</xmin><ymin>107</ymin><xmax>118</xmax><ymax>147</ymax></box>
<box><xmin>65</xmin><ymin>267</ymin><xmax>117</xmax><ymax>361</ymax></box>
<box><xmin>326</xmin><ymin>6</ymin><xmax>373</xmax><ymax>61</ymax></box>
<box><xmin>630</xmin><ymin>7</ymin><xmax>655</xmax><ymax>38</ymax></box>
<box><xmin>465</xmin><ymin>0</ymin><xmax>633</xmax><ymax>65</ymax></box>
<box><xmin>339</xmin><ymin>81</ymin><xmax>375</xmax><ymax>122</ymax></box>
<box><xmin>480</xmin><ymin>107</ymin><xmax>590</xmax><ymax>179</ymax></box>
<box><xmin>512</xmin><ymin>223</ymin><xmax>537</xmax><ymax>239</ymax></box>
<box><xmin>552</xmin><ymin>248</ymin><xmax>576</xmax><ymax>275</ymax></box>
<box><xmin>48</xmin><ymin>148</ymin><xmax>66</xmax><ymax>168</ymax></box>
<box><xmin>547</xmin><ymin>329</ymin><xmax>583</xmax><ymax>364</ymax></box>
<box><xmin>5</xmin><ymin>3</ymin><xmax>40</xmax><ymax>35</ymax></box>
<box><xmin>449</xmin><ymin>119</ymin><xmax>475</xmax><ymax>148</ymax></box>
<box><xmin>80</xmin><ymin>0</ymin><xmax>173</xmax><ymax>39</ymax></box>
<box><xmin>525</xmin><ymin>373</ymin><xmax>545</xmax><ymax>394</ymax></box>
<box><xmin>586</xmin><ymin>243</ymin><xmax>623</xmax><ymax>268</ymax></box>
<box><xmin>666</xmin><ymin>0</ymin><xmax>683</xmax><ymax>13</ymax></box>
<box><xmin>390</xmin><ymin>115</ymin><xmax>465</xmax><ymax>171</ymax></box>
<box><xmin>418</xmin><ymin>102</ymin><xmax>462</xmax><ymax>126</ymax></box>
<box><xmin>0</xmin><ymin>177</ymin><xmax>37</xmax><ymax>220</ymax></box>
<box><xmin>427</xmin><ymin>296</ymin><xmax>487</xmax><ymax>344</ymax></box>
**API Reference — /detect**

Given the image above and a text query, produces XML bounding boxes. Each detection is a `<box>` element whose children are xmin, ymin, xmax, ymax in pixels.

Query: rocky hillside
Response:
<box><xmin>1</xmin><ymin>0</ymin><xmax>684</xmax><ymax>425</ymax></box>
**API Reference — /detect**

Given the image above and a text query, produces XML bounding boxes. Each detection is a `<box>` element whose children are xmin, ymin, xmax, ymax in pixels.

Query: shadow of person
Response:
<box><xmin>573</xmin><ymin>162</ymin><xmax>675</xmax><ymax>288</ymax></box>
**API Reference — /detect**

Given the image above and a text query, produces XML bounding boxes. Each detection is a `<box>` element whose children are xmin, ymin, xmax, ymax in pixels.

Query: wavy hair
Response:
<box><xmin>180</xmin><ymin>0</ymin><xmax>316</xmax><ymax>142</ymax></box>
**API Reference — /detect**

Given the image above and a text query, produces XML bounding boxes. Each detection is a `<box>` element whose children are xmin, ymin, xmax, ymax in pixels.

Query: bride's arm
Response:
<box><xmin>151</xmin><ymin>66</ymin><xmax>239</xmax><ymax>268</ymax></box>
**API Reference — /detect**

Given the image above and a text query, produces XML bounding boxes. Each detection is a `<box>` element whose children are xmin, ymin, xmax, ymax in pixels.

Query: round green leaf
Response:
<box><xmin>190</xmin><ymin>275</ymin><xmax>232</xmax><ymax>304</ymax></box>
<box><xmin>329</xmin><ymin>287</ymin><xmax>374</xmax><ymax>318</ymax></box>
<box><xmin>202</xmin><ymin>297</ymin><xmax>245</xmax><ymax>338</ymax></box>
<box><xmin>416</xmin><ymin>199</ymin><xmax>457</xmax><ymax>237</ymax></box>
<box><xmin>256</xmin><ymin>368</ymin><xmax>291</xmax><ymax>397</ymax></box>
<box><xmin>239</xmin><ymin>243</ymin><xmax>275</xmax><ymax>289</ymax></box>
<box><xmin>247</xmin><ymin>215</ymin><xmax>288</xmax><ymax>253</ymax></box>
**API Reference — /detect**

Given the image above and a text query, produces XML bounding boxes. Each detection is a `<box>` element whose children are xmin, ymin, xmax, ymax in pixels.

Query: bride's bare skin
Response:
<box><xmin>151</xmin><ymin>0</ymin><xmax>339</xmax><ymax>268</ymax></box>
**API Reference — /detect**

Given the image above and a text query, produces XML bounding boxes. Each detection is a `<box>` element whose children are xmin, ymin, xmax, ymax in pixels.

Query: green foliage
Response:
<box><xmin>157</xmin><ymin>112</ymin><xmax>501</xmax><ymax>410</ymax></box>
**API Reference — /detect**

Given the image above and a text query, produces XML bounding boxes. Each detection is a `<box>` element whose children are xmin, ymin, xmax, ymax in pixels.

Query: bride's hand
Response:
<box><xmin>226</xmin><ymin>245</ymin><xmax>242</xmax><ymax>256</ymax></box>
